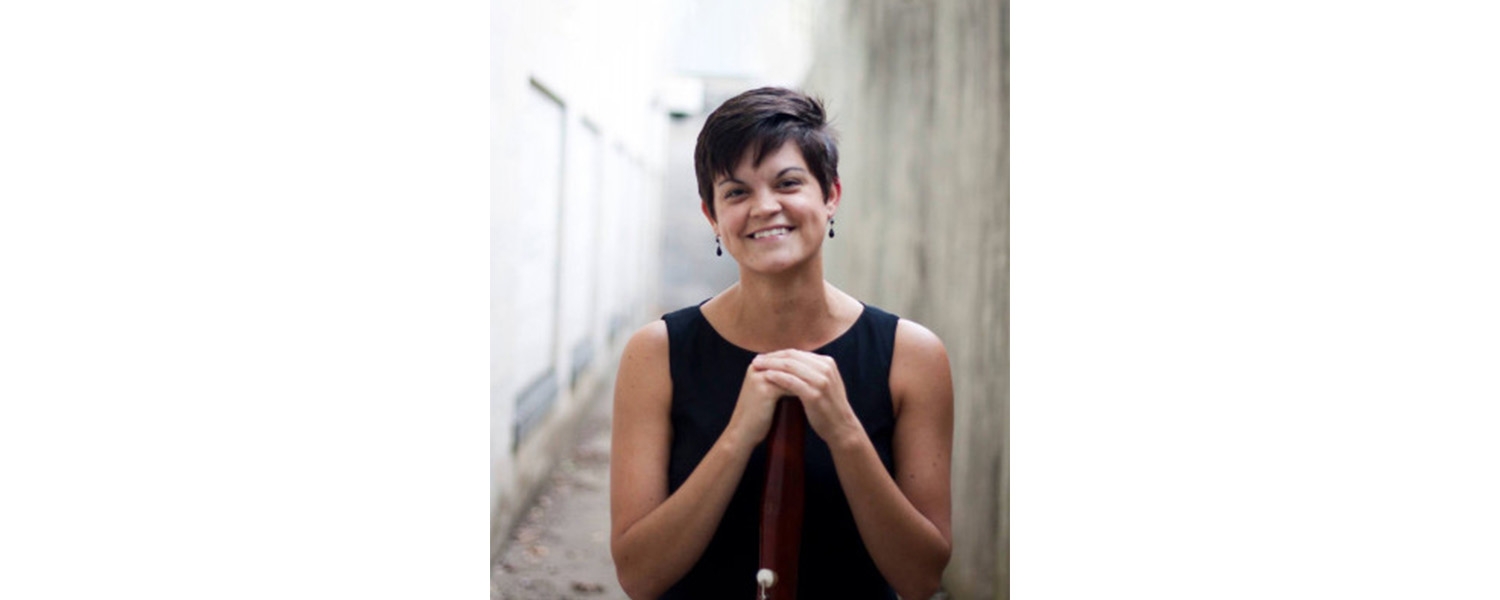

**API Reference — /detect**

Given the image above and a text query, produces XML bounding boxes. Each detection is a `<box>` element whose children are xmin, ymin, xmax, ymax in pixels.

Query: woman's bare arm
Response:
<box><xmin>871</xmin><ymin>319</ymin><xmax>955</xmax><ymax>597</ymax></box>
<box><xmin>608</xmin><ymin>321</ymin><xmax>783</xmax><ymax>599</ymax></box>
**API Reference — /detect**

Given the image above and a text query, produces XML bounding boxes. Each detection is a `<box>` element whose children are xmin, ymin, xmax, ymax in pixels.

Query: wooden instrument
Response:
<box><xmin>757</xmin><ymin>396</ymin><xmax>806</xmax><ymax>600</ymax></box>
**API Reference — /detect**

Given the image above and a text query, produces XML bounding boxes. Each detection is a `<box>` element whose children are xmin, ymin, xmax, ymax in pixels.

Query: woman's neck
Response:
<box><xmin>709</xmin><ymin>261</ymin><xmax>856</xmax><ymax>352</ymax></box>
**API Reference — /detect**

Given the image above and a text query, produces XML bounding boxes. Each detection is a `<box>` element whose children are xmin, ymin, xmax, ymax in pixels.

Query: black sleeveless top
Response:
<box><xmin>660</xmin><ymin>302</ymin><xmax>900</xmax><ymax>599</ymax></box>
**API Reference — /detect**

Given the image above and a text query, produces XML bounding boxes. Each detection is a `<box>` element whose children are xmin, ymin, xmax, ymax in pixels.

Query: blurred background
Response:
<box><xmin>492</xmin><ymin>0</ymin><xmax>1007</xmax><ymax>597</ymax></box>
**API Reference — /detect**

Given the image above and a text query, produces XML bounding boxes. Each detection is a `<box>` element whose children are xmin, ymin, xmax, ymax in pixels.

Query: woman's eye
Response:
<box><xmin>723</xmin><ymin>189</ymin><xmax>745</xmax><ymax>199</ymax></box>
<box><xmin>778</xmin><ymin>179</ymin><xmax>803</xmax><ymax>189</ymax></box>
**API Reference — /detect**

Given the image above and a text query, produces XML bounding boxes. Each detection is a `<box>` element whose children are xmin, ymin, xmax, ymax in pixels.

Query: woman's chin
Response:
<box><xmin>739</xmin><ymin>251</ymin><xmax>815</xmax><ymax>276</ymax></box>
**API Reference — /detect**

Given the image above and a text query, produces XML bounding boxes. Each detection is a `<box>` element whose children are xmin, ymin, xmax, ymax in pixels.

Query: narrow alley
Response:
<box><xmin>493</xmin><ymin>1</ymin><xmax>1008</xmax><ymax>596</ymax></box>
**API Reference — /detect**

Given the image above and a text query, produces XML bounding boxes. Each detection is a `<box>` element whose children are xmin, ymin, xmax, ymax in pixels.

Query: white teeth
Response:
<box><xmin>751</xmin><ymin>227</ymin><xmax>791</xmax><ymax>239</ymax></box>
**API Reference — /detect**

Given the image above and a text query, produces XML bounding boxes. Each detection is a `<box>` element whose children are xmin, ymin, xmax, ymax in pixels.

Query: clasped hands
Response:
<box><xmin>730</xmin><ymin>349</ymin><xmax>864</xmax><ymax>449</ymax></box>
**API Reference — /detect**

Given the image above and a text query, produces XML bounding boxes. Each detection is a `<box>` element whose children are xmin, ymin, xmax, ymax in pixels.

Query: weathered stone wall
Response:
<box><xmin>802</xmin><ymin>1</ymin><xmax>1008</xmax><ymax>597</ymax></box>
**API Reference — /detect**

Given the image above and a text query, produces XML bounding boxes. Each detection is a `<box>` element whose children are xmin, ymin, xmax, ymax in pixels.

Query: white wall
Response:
<box><xmin>559</xmin><ymin>119</ymin><xmax>601</xmax><ymax>389</ymax></box>
<box><xmin>491</xmin><ymin>0</ymin><xmax>673</xmax><ymax>556</ymax></box>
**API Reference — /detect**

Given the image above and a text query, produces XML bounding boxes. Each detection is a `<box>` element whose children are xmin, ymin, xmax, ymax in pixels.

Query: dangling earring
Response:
<box><xmin>828</xmin><ymin>217</ymin><xmax>836</xmax><ymax>239</ymax></box>
<box><xmin>715</xmin><ymin>235</ymin><xmax>722</xmax><ymax>256</ymax></box>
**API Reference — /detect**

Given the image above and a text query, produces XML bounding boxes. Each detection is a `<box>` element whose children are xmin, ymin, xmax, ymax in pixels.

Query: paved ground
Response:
<box><xmin>492</xmin><ymin>391</ymin><xmax>626</xmax><ymax>600</ymax></box>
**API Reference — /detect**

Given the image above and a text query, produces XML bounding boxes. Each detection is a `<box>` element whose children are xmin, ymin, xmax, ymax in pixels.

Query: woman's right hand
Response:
<box><xmin>724</xmin><ymin>357</ymin><xmax>792</xmax><ymax>446</ymax></box>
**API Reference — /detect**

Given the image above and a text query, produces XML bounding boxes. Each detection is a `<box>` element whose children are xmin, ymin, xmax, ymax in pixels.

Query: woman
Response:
<box><xmin>610</xmin><ymin>87</ymin><xmax>953</xmax><ymax>599</ymax></box>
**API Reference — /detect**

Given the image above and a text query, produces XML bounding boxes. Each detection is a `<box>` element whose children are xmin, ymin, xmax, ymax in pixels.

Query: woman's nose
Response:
<box><xmin>749</xmin><ymin>189</ymin><xmax>781</xmax><ymax>216</ymax></box>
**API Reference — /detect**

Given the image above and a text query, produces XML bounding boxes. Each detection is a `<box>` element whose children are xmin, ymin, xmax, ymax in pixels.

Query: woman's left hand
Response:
<box><xmin>750</xmin><ymin>349</ymin><xmax>864</xmax><ymax>447</ymax></box>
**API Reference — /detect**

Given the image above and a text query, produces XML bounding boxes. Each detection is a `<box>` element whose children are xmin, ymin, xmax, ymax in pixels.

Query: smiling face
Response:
<box><xmin>706</xmin><ymin>141</ymin><xmax>841</xmax><ymax>275</ymax></box>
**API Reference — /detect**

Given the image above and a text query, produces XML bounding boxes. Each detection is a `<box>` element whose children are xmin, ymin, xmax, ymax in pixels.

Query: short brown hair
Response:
<box><xmin>694</xmin><ymin>87</ymin><xmax>839</xmax><ymax>219</ymax></box>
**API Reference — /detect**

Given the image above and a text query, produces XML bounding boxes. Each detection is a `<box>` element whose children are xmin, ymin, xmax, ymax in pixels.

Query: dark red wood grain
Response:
<box><xmin>758</xmin><ymin>396</ymin><xmax>806</xmax><ymax>599</ymax></box>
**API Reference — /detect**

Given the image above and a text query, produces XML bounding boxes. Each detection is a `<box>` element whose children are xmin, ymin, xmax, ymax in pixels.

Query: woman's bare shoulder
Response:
<box><xmin>890</xmin><ymin>318</ymin><xmax>953</xmax><ymax>412</ymax></box>
<box><xmin>894</xmin><ymin>318</ymin><xmax>948</xmax><ymax>362</ymax></box>
<box><xmin>615</xmin><ymin>320</ymin><xmax>672</xmax><ymax>410</ymax></box>
<box><xmin>625</xmin><ymin>319</ymin><xmax>669</xmax><ymax>351</ymax></box>
<box><xmin>619</xmin><ymin>320</ymin><xmax>670</xmax><ymax>378</ymax></box>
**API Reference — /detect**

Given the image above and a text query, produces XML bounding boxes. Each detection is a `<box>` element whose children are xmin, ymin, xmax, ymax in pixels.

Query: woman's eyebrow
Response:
<box><xmin>718</xmin><ymin>167</ymin><xmax>805</xmax><ymax>187</ymax></box>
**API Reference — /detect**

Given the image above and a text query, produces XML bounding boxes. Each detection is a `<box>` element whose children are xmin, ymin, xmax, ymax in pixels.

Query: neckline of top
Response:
<box><xmin>693</xmin><ymin>301</ymin><xmax>869</xmax><ymax>356</ymax></box>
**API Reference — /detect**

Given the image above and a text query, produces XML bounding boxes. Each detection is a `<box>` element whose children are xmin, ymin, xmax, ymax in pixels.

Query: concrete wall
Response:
<box><xmin>802</xmin><ymin>0</ymin><xmax>1009</xmax><ymax>597</ymax></box>
<box><xmin>491</xmin><ymin>0</ymin><xmax>673</xmax><ymax>560</ymax></box>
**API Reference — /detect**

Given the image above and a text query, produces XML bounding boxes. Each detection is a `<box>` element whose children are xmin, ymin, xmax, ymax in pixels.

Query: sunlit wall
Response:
<box><xmin>491</xmin><ymin>0</ymin><xmax>673</xmax><ymax>558</ymax></box>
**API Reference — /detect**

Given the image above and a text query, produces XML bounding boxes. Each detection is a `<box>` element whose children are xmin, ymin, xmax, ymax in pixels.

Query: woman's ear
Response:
<box><xmin>826</xmin><ymin>179</ymin><xmax>842</xmax><ymax>216</ymax></box>
<box><xmin>700</xmin><ymin>200</ymin><xmax>717</xmax><ymax>234</ymax></box>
